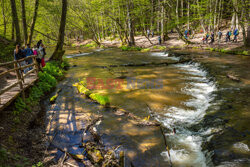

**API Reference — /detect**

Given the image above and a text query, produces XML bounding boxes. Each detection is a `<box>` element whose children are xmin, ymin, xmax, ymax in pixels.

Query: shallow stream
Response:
<box><xmin>44</xmin><ymin>48</ymin><xmax>250</xmax><ymax>166</ymax></box>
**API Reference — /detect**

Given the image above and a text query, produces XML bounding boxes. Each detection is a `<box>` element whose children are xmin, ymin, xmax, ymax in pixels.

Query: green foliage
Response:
<box><xmin>242</xmin><ymin>51</ymin><xmax>249</xmax><ymax>56</ymax></box>
<box><xmin>32</xmin><ymin>162</ymin><xmax>43</xmax><ymax>167</ymax></box>
<box><xmin>42</xmin><ymin>61</ymin><xmax>65</xmax><ymax>79</ymax></box>
<box><xmin>152</xmin><ymin>46</ymin><xmax>166</xmax><ymax>50</ymax></box>
<box><xmin>13</xmin><ymin>62</ymin><xmax>64</xmax><ymax>117</ymax></box>
<box><xmin>84</xmin><ymin>41</ymin><xmax>98</xmax><ymax>48</ymax></box>
<box><xmin>0</xmin><ymin>147</ymin><xmax>8</xmax><ymax>164</ymax></box>
<box><xmin>0</xmin><ymin>40</ymin><xmax>15</xmax><ymax>63</ymax></box>
<box><xmin>141</xmin><ymin>48</ymin><xmax>151</xmax><ymax>52</ymax></box>
<box><xmin>14</xmin><ymin>97</ymin><xmax>27</xmax><ymax>116</ymax></box>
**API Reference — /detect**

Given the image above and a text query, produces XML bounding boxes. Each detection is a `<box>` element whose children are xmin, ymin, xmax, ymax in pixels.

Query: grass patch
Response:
<box><xmin>141</xmin><ymin>48</ymin><xmax>151</xmax><ymax>52</ymax></box>
<box><xmin>83</xmin><ymin>41</ymin><xmax>98</xmax><ymax>48</ymax></box>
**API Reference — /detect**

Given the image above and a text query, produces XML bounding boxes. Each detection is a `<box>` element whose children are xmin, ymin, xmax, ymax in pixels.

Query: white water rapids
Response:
<box><xmin>150</xmin><ymin>52</ymin><xmax>217</xmax><ymax>166</ymax></box>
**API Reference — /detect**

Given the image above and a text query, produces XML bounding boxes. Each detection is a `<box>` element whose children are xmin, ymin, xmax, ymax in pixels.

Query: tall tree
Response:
<box><xmin>20</xmin><ymin>0</ymin><xmax>28</xmax><ymax>45</ymax></box>
<box><xmin>10</xmin><ymin>0</ymin><xmax>21</xmax><ymax>44</ymax></box>
<box><xmin>127</xmin><ymin>0</ymin><xmax>135</xmax><ymax>46</ymax></box>
<box><xmin>28</xmin><ymin>0</ymin><xmax>39</xmax><ymax>45</ymax></box>
<box><xmin>50</xmin><ymin>0</ymin><xmax>68</xmax><ymax>61</ymax></box>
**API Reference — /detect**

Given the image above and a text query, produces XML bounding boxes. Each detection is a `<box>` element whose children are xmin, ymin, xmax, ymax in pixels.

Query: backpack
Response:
<box><xmin>229</xmin><ymin>31</ymin><xmax>231</xmax><ymax>36</ymax></box>
<box><xmin>26</xmin><ymin>48</ymin><xmax>33</xmax><ymax>56</ymax></box>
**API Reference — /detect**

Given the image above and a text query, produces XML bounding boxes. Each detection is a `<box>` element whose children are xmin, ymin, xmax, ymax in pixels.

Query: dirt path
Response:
<box><xmin>74</xmin><ymin>31</ymin><xmax>248</xmax><ymax>53</ymax></box>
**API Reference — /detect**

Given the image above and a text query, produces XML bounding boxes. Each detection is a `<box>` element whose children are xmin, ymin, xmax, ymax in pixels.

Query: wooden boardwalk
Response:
<box><xmin>0</xmin><ymin>56</ymin><xmax>39</xmax><ymax>111</ymax></box>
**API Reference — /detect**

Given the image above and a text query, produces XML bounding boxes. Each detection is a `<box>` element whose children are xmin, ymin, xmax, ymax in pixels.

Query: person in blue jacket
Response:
<box><xmin>25</xmin><ymin>44</ymin><xmax>34</xmax><ymax>70</ymax></box>
<box><xmin>233</xmin><ymin>28</ymin><xmax>239</xmax><ymax>42</ymax></box>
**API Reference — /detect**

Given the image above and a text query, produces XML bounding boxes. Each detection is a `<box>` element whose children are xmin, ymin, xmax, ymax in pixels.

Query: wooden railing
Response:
<box><xmin>0</xmin><ymin>55</ymin><xmax>39</xmax><ymax>106</ymax></box>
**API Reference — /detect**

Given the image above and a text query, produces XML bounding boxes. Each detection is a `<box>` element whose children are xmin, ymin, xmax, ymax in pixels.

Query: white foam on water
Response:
<box><xmin>233</xmin><ymin>142</ymin><xmax>250</xmax><ymax>153</ymax></box>
<box><xmin>150</xmin><ymin>52</ymin><xmax>180</xmax><ymax>61</ymax></box>
<box><xmin>66</xmin><ymin>52</ymin><xmax>93</xmax><ymax>58</ymax></box>
<box><xmin>95</xmin><ymin>48</ymin><xmax>105</xmax><ymax>52</ymax></box>
<box><xmin>158</xmin><ymin>62</ymin><xmax>217</xmax><ymax>166</ymax></box>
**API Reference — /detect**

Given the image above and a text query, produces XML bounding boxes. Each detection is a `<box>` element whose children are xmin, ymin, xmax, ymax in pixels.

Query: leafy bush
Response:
<box><xmin>43</xmin><ymin>61</ymin><xmax>64</xmax><ymax>79</ymax></box>
<box><xmin>13</xmin><ymin>61</ymin><xmax>64</xmax><ymax>117</ymax></box>
<box><xmin>242</xmin><ymin>51</ymin><xmax>249</xmax><ymax>56</ymax></box>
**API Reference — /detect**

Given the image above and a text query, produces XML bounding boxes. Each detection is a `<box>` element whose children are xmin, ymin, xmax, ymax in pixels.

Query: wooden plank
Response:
<box><xmin>0</xmin><ymin>77</ymin><xmax>38</xmax><ymax>111</ymax></box>
<box><xmin>0</xmin><ymin>80</ymin><xmax>22</xmax><ymax>95</ymax></box>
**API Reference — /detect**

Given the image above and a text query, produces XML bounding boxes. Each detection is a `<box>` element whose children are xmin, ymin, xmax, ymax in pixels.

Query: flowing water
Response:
<box><xmin>45</xmin><ymin>48</ymin><xmax>250</xmax><ymax>166</ymax></box>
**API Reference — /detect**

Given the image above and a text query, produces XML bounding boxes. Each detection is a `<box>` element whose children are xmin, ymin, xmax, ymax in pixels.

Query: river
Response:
<box><xmin>44</xmin><ymin>48</ymin><xmax>250</xmax><ymax>166</ymax></box>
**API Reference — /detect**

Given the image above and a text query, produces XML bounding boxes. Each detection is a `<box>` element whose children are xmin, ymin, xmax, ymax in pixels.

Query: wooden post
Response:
<box><xmin>32</xmin><ymin>56</ymin><xmax>39</xmax><ymax>77</ymax></box>
<box><xmin>14</xmin><ymin>61</ymin><xmax>25</xmax><ymax>100</ymax></box>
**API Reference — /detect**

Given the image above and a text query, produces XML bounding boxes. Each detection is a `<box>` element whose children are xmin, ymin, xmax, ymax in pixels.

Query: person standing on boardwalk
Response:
<box><xmin>25</xmin><ymin>44</ymin><xmax>33</xmax><ymax>70</ymax></box>
<box><xmin>14</xmin><ymin>44</ymin><xmax>27</xmax><ymax>74</ymax></box>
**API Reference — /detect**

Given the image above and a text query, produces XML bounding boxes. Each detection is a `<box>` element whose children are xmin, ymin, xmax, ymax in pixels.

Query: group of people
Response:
<box><xmin>147</xmin><ymin>29</ymin><xmax>163</xmax><ymax>45</ymax></box>
<box><xmin>14</xmin><ymin>40</ymin><xmax>46</xmax><ymax>74</ymax></box>
<box><xmin>202</xmin><ymin>28</ymin><xmax>239</xmax><ymax>44</ymax></box>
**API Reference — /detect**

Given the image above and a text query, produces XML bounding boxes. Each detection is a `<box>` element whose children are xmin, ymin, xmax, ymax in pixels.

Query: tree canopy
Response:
<box><xmin>0</xmin><ymin>0</ymin><xmax>249</xmax><ymax>54</ymax></box>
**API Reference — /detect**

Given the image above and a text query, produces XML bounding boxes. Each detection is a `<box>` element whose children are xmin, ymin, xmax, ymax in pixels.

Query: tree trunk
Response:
<box><xmin>187</xmin><ymin>0</ymin><xmax>190</xmax><ymax>30</ymax></box>
<box><xmin>176</xmin><ymin>0</ymin><xmax>179</xmax><ymax>24</ymax></box>
<box><xmin>196</xmin><ymin>0</ymin><xmax>205</xmax><ymax>32</ymax></box>
<box><xmin>10</xmin><ymin>0</ymin><xmax>21</xmax><ymax>44</ymax></box>
<box><xmin>214</xmin><ymin>0</ymin><xmax>218</xmax><ymax>31</ymax></box>
<box><xmin>161</xmin><ymin>1</ymin><xmax>164</xmax><ymax>41</ymax></box>
<box><xmin>28</xmin><ymin>0</ymin><xmax>39</xmax><ymax>45</ymax></box>
<box><xmin>217</xmin><ymin>0</ymin><xmax>223</xmax><ymax>30</ymax></box>
<box><xmin>20</xmin><ymin>0</ymin><xmax>28</xmax><ymax>45</ymax></box>
<box><xmin>11</xmin><ymin>19</ymin><xmax>15</xmax><ymax>41</ymax></box>
<box><xmin>126</xmin><ymin>0</ymin><xmax>135</xmax><ymax>46</ymax></box>
<box><xmin>181</xmin><ymin>0</ymin><xmax>184</xmax><ymax>18</ymax></box>
<box><xmin>50</xmin><ymin>0</ymin><xmax>67</xmax><ymax>61</ymax></box>
<box><xmin>1</xmin><ymin>0</ymin><xmax>7</xmax><ymax>37</ymax></box>
<box><xmin>246</xmin><ymin>25</ymin><xmax>250</xmax><ymax>47</ymax></box>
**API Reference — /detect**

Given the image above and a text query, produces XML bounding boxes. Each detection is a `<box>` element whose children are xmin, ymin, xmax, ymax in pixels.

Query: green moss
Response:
<box><xmin>73</xmin><ymin>80</ymin><xmax>110</xmax><ymax>106</ymax></box>
<box><xmin>89</xmin><ymin>93</ymin><xmax>110</xmax><ymax>106</ymax></box>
